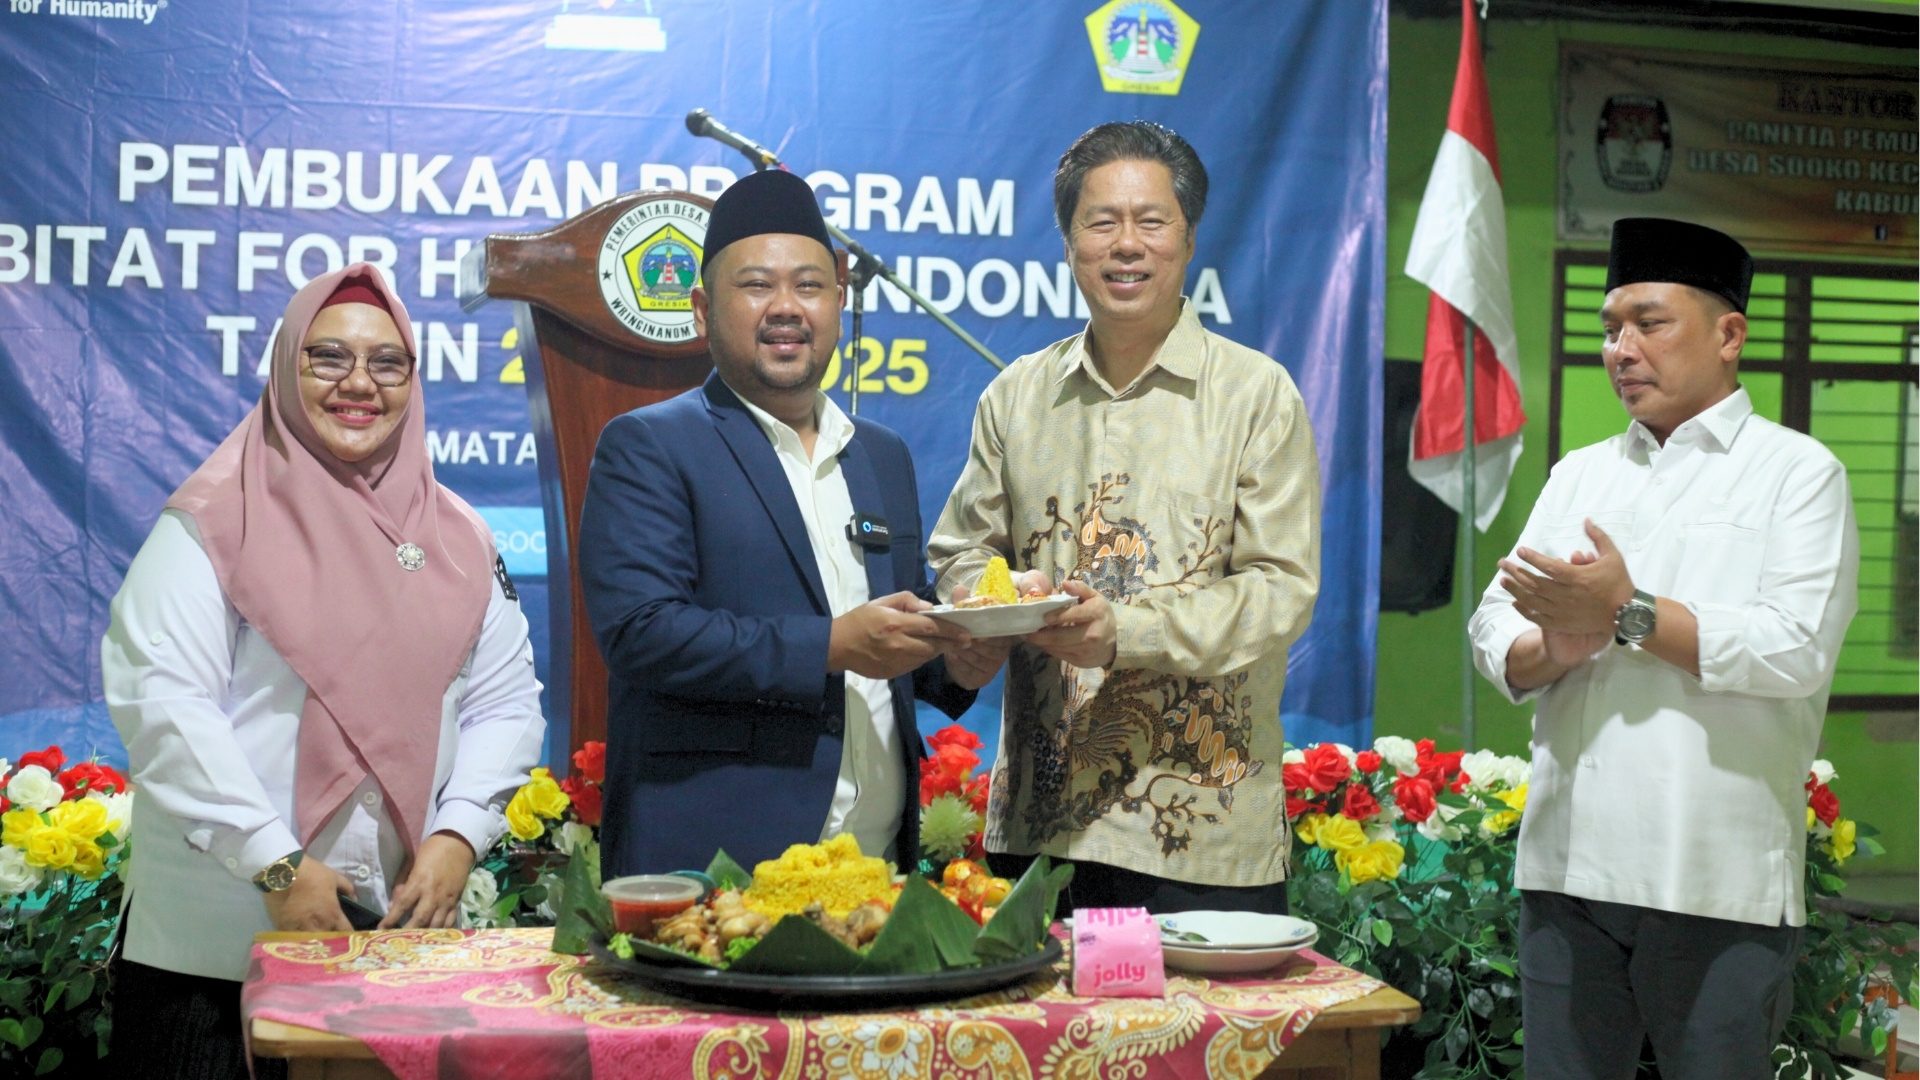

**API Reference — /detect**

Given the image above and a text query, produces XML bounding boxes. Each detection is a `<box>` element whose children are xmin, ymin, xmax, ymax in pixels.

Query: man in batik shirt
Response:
<box><xmin>928</xmin><ymin>121</ymin><xmax>1320</xmax><ymax>913</ymax></box>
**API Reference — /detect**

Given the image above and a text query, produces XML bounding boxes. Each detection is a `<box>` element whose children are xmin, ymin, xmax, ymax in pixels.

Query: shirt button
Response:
<box><xmin>225</xmin><ymin>857</ymin><xmax>238</xmax><ymax>869</ymax></box>
<box><xmin>149</xmin><ymin>632</ymin><xmax>167</xmax><ymax>646</ymax></box>
<box><xmin>352</xmin><ymin>865</ymin><xmax>372</xmax><ymax>882</ymax></box>
<box><xmin>1578</xmin><ymin>755</ymin><xmax>1597</xmax><ymax>770</ymax></box>
<box><xmin>362</xmin><ymin>792</ymin><xmax>379</xmax><ymax>806</ymax></box>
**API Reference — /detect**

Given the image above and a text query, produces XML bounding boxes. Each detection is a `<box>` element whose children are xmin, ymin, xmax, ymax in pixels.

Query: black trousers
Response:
<box><xmin>988</xmin><ymin>850</ymin><xmax>1289</xmax><ymax>915</ymax></box>
<box><xmin>1519</xmin><ymin>890</ymin><xmax>1801</xmax><ymax>1080</ymax></box>
<box><xmin>107</xmin><ymin>954</ymin><xmax>288</xmax><ymax>1080</ymax></box>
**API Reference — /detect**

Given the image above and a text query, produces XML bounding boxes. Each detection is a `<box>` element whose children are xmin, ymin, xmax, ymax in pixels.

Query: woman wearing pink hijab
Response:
<box><xmin>102</xmin><ymin>263</ymin><xmax>546</xmax><ymax>1077</ymax></box>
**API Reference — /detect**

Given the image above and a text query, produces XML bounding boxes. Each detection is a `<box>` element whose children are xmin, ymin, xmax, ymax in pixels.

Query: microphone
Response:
<box><xmin>684</xmin><ymin>108</ymin><xmax>780</xmax><ymax>170</ymax></box>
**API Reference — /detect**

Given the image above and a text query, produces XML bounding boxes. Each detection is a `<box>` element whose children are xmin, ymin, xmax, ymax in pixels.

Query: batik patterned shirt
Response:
<box><xmin>929</xmin><ymin>303</ymin><xmax>1320</xmax><ymax>886</ymax></box>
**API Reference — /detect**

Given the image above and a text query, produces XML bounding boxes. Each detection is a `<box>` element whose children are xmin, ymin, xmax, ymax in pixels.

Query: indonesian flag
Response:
<box><xmin>1405</xmin><ymin>0</ymin><xmax>1525</xmax><ymax>532</ymax></box>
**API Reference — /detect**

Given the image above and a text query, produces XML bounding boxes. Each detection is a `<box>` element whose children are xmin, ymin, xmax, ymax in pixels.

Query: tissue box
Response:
<box><xmin>1071</xmin><ymin>907</ymin><xmax>1166</xmax><ymax>997</ymax></box>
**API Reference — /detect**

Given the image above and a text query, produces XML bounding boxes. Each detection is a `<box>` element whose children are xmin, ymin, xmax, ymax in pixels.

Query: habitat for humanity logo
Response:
<box><xmin>7</xmin><ymin>0</ymin><xmax>166</xmax><ymax>24</ymax></box>
<box><xmin>1084</xmin><ymin>0</ymin><xmax>1198</xmax><ymax>96</ymax></box>
<box><xmin>545</xmin><ymin>0</ymin><xmax>665</xmax><ymax>53</ymax></box>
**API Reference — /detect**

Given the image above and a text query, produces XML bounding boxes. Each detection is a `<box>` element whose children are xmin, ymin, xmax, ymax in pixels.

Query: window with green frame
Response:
<box><xmin>1551</xmin><ymin>253</ymin><xmax>1918</xmax><ymax>710</ymax></box>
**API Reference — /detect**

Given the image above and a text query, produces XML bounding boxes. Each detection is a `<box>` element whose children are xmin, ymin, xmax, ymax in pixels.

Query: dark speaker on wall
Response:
<box><xmin>1381</xmin><ymin>359</ymin><xmax>1458</xmax><ymax>613</ymax></box>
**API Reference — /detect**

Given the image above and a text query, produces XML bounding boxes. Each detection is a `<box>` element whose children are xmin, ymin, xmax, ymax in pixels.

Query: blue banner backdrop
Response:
<box><xmin>0</xmin><ymin>0</ymin><xmax>1384</xmax><ymax>769</ymax></box>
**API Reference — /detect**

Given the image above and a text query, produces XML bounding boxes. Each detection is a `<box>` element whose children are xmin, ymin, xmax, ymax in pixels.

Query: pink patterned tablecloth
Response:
<box><xmin>242</xmin><ymin>927</ymin><xmax>1384</xmax><ymax>1080</ymax></box>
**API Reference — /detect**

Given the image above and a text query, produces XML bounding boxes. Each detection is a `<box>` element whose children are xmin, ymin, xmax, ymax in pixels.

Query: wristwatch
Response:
<box><xmin>252</xmin><ymin>850</ymin><xmax>304</xmax><ymax>893</ymax></box>
<box><xmin>1614</xmin><ymin>589</ymin><xmax>1657</xmax><ymax>646</ymax></box>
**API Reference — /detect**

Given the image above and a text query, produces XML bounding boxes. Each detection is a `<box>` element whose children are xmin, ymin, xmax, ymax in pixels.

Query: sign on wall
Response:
<box><xmin>1561</xmin><ymin>43</ymin><xmax>1917</xmax><ymax>255</ymax></box>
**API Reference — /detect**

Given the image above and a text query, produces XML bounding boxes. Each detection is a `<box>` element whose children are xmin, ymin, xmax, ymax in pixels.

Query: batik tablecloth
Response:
<box><xmin>242</xmin><ymin>927</ymin><xmax>1383</xmax><ymax>1079</ymax></box>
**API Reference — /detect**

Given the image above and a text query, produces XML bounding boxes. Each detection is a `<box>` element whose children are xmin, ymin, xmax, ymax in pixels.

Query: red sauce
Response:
<box><xmin>609</xmin><ymin>895</ymin><xmax>697</xmax><ymax>937</ymax></box>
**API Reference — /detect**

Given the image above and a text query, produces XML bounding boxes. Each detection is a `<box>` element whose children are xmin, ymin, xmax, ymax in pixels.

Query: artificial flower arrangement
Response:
<box><xmin>916</xmin><ymin>724</ymin><xmax>1012</xmax><ymax>923</ymax></box>
<box><xmin>0</xmin><ymin>745</ymin><xmax>132</xmax><ymax>1076</ymax></box>
<box><xmin>1284</xmin><ymin>736</ymin><xmax>1914</xmax><ymax>1080</ymax></box>
<box><xmin>463</xmin><ymin>741</ymin><xmax>604</xmax><ymax>929</ymax></box>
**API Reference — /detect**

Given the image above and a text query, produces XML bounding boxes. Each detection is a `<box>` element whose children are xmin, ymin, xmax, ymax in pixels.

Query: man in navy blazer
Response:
<box><xmin>579</xmin><ymin>170</ymin><xmax>1005</xmax><ymax>877</ymax></box>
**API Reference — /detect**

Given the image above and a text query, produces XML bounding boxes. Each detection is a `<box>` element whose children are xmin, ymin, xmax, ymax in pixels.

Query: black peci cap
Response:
<box><xmin>700</xmin><ymin>169</ymin><xmax>835</xmax><ymax>273</ymax></box>
<box><xmin>1605</xmin><ymin>217</ymin><xmax>1754</xmax><ymax>313</ymax></box>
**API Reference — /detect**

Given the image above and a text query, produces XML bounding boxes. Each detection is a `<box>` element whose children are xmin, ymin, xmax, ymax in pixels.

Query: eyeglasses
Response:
<box><xmin>301</xmin><ymin>344</ymin><xmax>416</xmax><ymax>388</ymax></box>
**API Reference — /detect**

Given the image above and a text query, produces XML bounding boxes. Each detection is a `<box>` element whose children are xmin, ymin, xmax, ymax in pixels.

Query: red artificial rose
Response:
<box><xmin>559</xmin><ymin>775</ymin><xmax>602</xmax><ymax>826</ymax></box>
<box><xmin>1809</xmin><ymin>783</ymin><xmax>1840</xmax><ymax>827</ymax></box>
<box><xmin>1355</xmin><ymin>750</ymin><xmax>1383</xmax><ymax>774</ymax></box>
<box><xmin>571</xmin><ymin>742</ymin><xmax>606</xmax><ymax>784</ymax></box>
<box><xmin>1281</xmin><ymin>763</ymin><xmax>1314</xmax><ymax>793</ymax></box>
<box><xmin>16</xmin><ymin>745</ymin><xmax>64</xmax><ymax>775</ymax></box>
<box><xmin>1301</xmin><ymin>744</ymin><xmax>1352</xmax><ymax>794</ymax></box>
<box><xmin>1415</xmin><ymin>739</ymin><xmax>1465</xmax><ymax>787</ymax></box>
<box><xmin>58</xmin><ymin>761</ymin><xmax>128</xmax><ymax>799</ymax></box>
<box><xmin>1285</xmin><ymin>794</ymin><xmax>1317</xmax><ymax>820</ymax></box>
<box><xmin>927</xmin><ymin>724</ymin><xmax>984</xmax><ymax>754</ymax></box>
<box><xmin>0</xmin><ymin>796</ymin><xmax>8</xmax><ymax>815</ymax></box>
<box><xmin>1393</xmin><ymin>775</ymin><xmax>1437</xmax><ymax>824</ymax></box>
<box><xmin>1341</xmin><ymin>783</ymin><xmax>1381</xmax><ymax>821</ymax></box>
<box><xmin>919</xmin><ymin>755</ymin><xmax>967</xmax><ymax>805</ymax></box>
<box><xmin>964</xmin><ymin>774</ymin><xmax>990</xmax><ymax>814</ymax></box>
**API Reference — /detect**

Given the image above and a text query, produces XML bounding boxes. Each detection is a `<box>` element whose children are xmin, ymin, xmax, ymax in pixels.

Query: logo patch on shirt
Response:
<box><xmin>494</xmin><ymin>554</ymin><xmax>519</xmax><ymax>602</ymax></box>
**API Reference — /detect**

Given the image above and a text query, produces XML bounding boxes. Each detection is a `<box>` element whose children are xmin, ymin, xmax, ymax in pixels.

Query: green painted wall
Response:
<box><xmin>1377</xmin><ymin>11</ymin><xmax>1918</xmax><ymax>890</ymax></box>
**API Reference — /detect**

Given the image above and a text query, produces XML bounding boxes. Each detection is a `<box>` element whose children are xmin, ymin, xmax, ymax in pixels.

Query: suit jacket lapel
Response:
<box><xmin>703</xmin><ymin>377</ymin><xmax>830</xmax><ymax>614</ymax></box>
<box><xmin>838</xmin><ymin>434</ymin><xmax>893</xmax><ymax>604</ymax></box>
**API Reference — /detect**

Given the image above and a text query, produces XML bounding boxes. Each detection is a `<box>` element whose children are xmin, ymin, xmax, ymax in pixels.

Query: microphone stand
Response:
<box><xmin>844</xmin><ymin>244</ymin><xmax>882</xmax><ymax>415</ymax></box>
<box><xmin>711</xmin><ymin>129</ymin><xmax>1006</xmax><ymax>416</ymax></box>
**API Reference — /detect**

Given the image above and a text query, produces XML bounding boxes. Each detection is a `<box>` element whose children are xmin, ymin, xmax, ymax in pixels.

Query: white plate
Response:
<box><xmin>1155</xmin><ymin>911</ymin><xmax>1317</xmax><ymax>950</ymax></box>
<box><xmin>1161</xmin><ymin>929</ymin><xmax>1319</xmax><ymax>975</ymax></box>
<box><xmin>924</xmin><ymin>595</ymin><xmax>1074</xmax><ymax>637</ymax></box>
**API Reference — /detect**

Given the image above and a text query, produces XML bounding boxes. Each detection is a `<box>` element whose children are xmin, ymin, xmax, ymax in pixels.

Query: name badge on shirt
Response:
<box><xmin>846</xmin><ymin>512</ymin><xmax>891</xmax><ymax>551</ymax></box>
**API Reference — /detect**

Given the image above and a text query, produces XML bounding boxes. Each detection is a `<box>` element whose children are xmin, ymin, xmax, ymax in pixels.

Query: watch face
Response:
<box><xmin>1619</xmin><ymin>604</ymin><xmax>1656</xmax><ymax>640</ymax></box>
<box><xmin>260</xmin><ymin>861</ymin><xmax>297</xmax><ymax>891</ymax></box>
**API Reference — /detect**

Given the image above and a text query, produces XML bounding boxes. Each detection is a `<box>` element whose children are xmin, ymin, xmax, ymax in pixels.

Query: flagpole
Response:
<box><xmin>1461</xmin><ymin>318</ymin><xmax>1478</xmax><ymax>750</ymax></box>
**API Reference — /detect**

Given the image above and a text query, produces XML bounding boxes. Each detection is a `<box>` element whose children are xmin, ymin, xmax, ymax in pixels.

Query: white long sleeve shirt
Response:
<box><xmin>103</xmin><ymin>509</ymin><xmax>546</xmax><ymax>979</ymax></box>
<box><xmin>734</xmin><ymin>391</ymin><xmax>905</xmax><ymax>861</ymax></box>
<box><xmin>1470</xmin><ymin>389</ymin><xmax>1858</xmax><ymax>927</ymax></box>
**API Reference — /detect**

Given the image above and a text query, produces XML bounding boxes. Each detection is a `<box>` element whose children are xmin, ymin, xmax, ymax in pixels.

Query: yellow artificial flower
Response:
<box><xmin>68</xmin><ymin>836</ymin><xmax>105</xmax><ymax>879</ymax></box>
<box><xmin>1827</xmin><ymin>818</ymin><xmax>1857</xmax><ymax>864</ymax></box>
<box><xmin>49</xmin><ymin>796</ymin><xmax>109</xmax><ymax>843</ymax></box>
<box><xmin>24</xmin><ymin>824</ymin><xmax>77</xmax><ymax>870</ymax></box>
<box><xmin>524</xmin><ymin>767</ymin><xmax>572</xmax><ymax>820</ymax></box>
<box><xmin>1313</xmin><ymin>813</ymin><xmax>1368</xmax><ymax>853</ymax></box>
<box><xmin>1806</xmin><ymin>806</ymin><xmax>1816</xmax><ymax>832</ymax></box>
<box><xmin>1483</xmin><ymin>783</ymin><xmax>1529</xmax><ymax>836</ymax></box>
<box><xmin>2</xmin><ymin>807</ymin><xmax>41</xmax><ymax>849</ymax></box>
<box><xmin>1337</xmin><ymin>838</ymin><xmax>1405</xmax><ymax>884</ymax></box>
<box><xmin>1294</xmin><ymin>813</ymin><xmax>1328</xmax><ymax>847</ymax></box>
<box><xmin>505</xmin><ymin>788</ymin><xmax>545</xmax><ymax>842</ymax></box>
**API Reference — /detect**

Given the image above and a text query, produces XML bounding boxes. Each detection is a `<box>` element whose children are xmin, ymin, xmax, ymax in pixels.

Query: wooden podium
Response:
<box><xmin>457</xmin><ymin>190</ymin><xmax>717</xmax><ymax>757</ymax></box>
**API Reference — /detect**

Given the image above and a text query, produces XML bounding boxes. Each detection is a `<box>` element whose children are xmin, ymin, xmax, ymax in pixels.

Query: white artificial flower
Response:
<box><xmin>1809</xmin><ymin>759</ymin><xmax>1836</xmax><ymax>787</ymax></box>
<box><xmin>459</xmin><ymin>867</ymin><xmax>500</xmax><ymax>929</ymax></box>
<box><xmin>1460</xmin><ymin>750</ymin><xmax>1530</xmax><ymax>793</ymax></box>
<box><xmin>1281</xmin><ymin>748</ymin><xmax>1306</xmax><ymax>767</ymax></box>
<box><xmin>557</xmin><ymin>822</ymin><xmax>595</xmax><ymax>855</ymax></box>
<box><xmin>1373</xmin><ymin>736</ymin><xmax>1419</xmax><ymax>776</ymax></box>
<box><xmin>0</xmin><ymin>847</ymin><xmax>42</xmax><ymax>896</ymax></box>
<box><xmin>0</xmin><ymin>758</ymin><xmax>11</xmax><ymax>781</ymax></box>
<box><xmin>1333</xmin><ymin>744</ymin><xmax>1358</xmax><ymax>768</ymax></box>
<box><xmin>87</xmin><ymin>790</ymin><xmax>135</xmax><ymax>842</ymax></box>
<box><xmin>1416</xmin><ymin>802</ymin><xmax>1466</xmax><ymax>843</ymax></box>
<box><xmin>5</xmin><ymin>766</ymin><xmax>64</xmax><ymax>812</ymax></box>
<box><xmin>1363</xmin><ymin>819</ymin><xmax>1397</xmax><ymax>843</ymax></box>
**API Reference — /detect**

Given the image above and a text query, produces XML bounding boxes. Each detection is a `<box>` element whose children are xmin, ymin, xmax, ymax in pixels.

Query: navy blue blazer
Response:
<box><xmin>578</xmin><ymin>374</ymin><xmax>974</xmax><ymax>877</ymax></box>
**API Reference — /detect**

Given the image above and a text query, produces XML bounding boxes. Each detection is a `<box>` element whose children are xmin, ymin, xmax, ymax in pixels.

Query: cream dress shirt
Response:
<box><xmin>103</xmin><ymin>510</ymin><xmax>546</xmax><ymax>979</ymax></box>
<box><xmin>733</xmin><ymin>390</ymin><xmax>905</xmax><ymax>861</ymax></box>
<box><xmin>928</xmin><ymin>303</ymin><xmax>1321</xmax><ymax>887</ymax></box>
<box><xmin>1471</xmin><ymin>389</ymin><xmax>1858</xmax><ymax>927</ymax></box>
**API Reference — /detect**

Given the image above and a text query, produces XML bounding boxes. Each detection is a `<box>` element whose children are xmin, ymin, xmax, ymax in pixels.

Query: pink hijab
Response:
<box><xmin>167</xmin><ymin>262</ymin><xmax>494</xmax><ymax>857</ymax></box>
